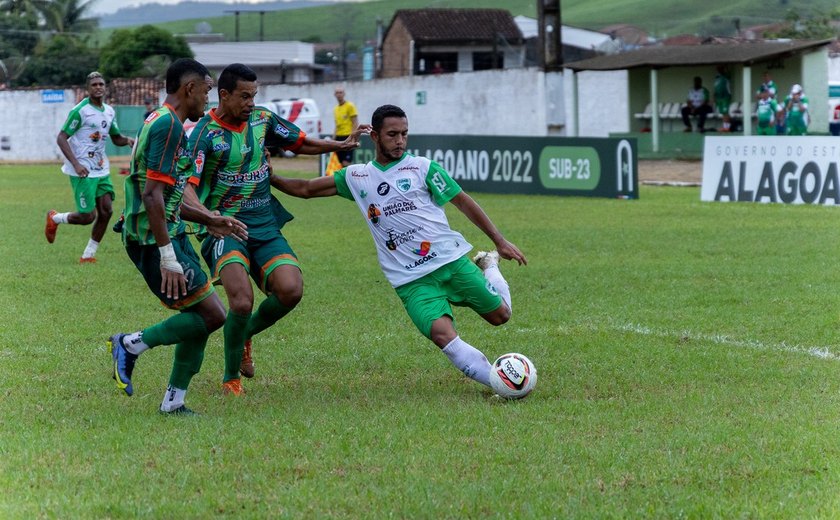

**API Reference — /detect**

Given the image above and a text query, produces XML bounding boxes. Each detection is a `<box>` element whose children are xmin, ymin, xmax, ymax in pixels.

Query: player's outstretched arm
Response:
<box><xmin>294</xmin><ymin>124</ymin><xmax>372</xmax><ymax>155</ymax></box>
<box><xmin>181</xmin><ymin>184</ymin><xmax>248</xmax><ymax>241</ymax></box>
<box><xmin>449</xmin><ymin>191</ymin><xmax>528</xmax><ymax>266</ymax></box>
<box><xmin>112</xmin><ymin>134</ymin><xmax>135</xmax><ymax>149</ymax></box>
<box><xmin>271</xmin><ymin>174</ymin><xmax>337</xmax><ymax>199</ymax></box>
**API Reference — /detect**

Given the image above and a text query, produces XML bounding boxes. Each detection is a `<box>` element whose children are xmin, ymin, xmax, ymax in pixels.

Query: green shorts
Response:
<box><xmin>125</xmin><ymin>233</ymin><xmax>214</xmax><ymax>310</ymax></box>
<box><xmin>395</xmin><ymin>255</ymin><xmax>503</xmax><ymax>339</ymax></box>
<box><xmin>201</xmin><ymin>229</ymin><xmax>299</xmax><ymax>292</ymax></box>
<box><xmin>69</xmin><ymin>175</ymin><xmax>115</xmax><ymax>214</ymax></box>
<box><xmin>715</xmin><ymin>99</ymin><xmax>730</xmax><ymax>117</ymax></box>
<box><xmin>757</xmin><ymin>124</ymin><xmax>776</xmax><ymax>136</ymax></box>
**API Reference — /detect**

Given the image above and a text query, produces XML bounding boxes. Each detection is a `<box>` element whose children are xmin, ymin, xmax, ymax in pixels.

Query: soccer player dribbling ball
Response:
<box><xmin>272</xmin><ymin>104</ymin><xmax>528</xmax><ymax>390</ymax></box>
<box><xmin>109</xmin><ymin>58</ymin><xmax>247</xmax><ymax>415</ymax></box>
<box><xmin>46</xmin><ymin>71</ymin><xmax>135</xmax><ymax>263</ymax></box>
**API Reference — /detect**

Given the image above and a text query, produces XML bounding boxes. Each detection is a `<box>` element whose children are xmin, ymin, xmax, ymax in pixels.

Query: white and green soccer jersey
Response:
<box><xmin>756</xmin><ymin>98</ymin><xmax>782</xmax><ymax>126</ymax></box>
<box><xmin>333</xmin><ymin>153</ymin><xmax>473</xmax><ymax>288</ymax></box>
<box><xmin>60</xmin><ymin>98</ymin><xmax>122</xmax><ymax>178</ymax></box>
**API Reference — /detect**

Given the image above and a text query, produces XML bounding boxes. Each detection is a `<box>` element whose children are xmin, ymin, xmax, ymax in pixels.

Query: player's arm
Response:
<box><xmin>142</xmin><ymin>178</ymin><xmax>187</xmax><ymax>300</ymax></box>
<box><xmin>111</xmin><ymin>134</ymin><xmax>135</xmax><ymax>149</ymax></box>
<box><xmin>181</xmin><ymin>183</ymin><xmax>248</xmax><ymax>241</ymax></box>
<box><xmin>449</xmin><ymin>191</ymin><xmax>528</xmax><ymax>266</ymax></box>
<box><xmin>270</xmin><ymin>174</ymin><xmax>337</xmax><ymax>199</ymax></box>
<box><xmin>295</xmin><ymin>124</ymin><xmax>371</xmax><ymax>155</ymax></box>
<box><xmin>56</xmin><ymin>130</ymin><xmax>88</xmax><ymax>177</ymax></box>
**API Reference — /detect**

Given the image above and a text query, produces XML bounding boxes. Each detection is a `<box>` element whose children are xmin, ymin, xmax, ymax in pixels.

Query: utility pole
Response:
<box><xmin>538</xmin><ymin>0</ymin><xmax>562</xmax><ymax>71</ymax></box>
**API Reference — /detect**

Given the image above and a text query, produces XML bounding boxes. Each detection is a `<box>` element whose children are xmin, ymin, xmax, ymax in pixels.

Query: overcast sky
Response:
<box><xmin>88</xmin><ymin>0</ymin><xmax>367</xmax><ymax>16</ymax></box>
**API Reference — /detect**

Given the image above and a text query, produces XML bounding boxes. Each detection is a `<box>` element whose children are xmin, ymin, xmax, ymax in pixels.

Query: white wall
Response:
<box><xmin>0</xmin><ymin>67</ymin><xmax>633</xmax><ymax>162</ymax></box>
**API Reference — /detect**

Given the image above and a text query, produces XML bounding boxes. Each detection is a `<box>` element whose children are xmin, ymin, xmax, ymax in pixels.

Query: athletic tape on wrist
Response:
<box><xmin>159</xmin><ymin>243</ymin><xmax>184</xmax><ymax>274</ymax></box>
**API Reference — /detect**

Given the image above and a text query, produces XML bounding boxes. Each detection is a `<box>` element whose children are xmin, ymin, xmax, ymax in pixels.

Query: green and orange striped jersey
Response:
<box><xmin>186</xmin><ymin>107</ymin><xmax>304</xmax><ymax>238</ymax></box>
<box><xmin>122</xmin><ymin>104</ymin><xmax>196</xmax><ymax>245</ymax></box>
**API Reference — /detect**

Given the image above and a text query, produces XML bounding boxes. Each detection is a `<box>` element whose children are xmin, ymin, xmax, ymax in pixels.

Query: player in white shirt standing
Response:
<box><xmin>272</xmin><ymin>104</ymin><xmax>528</xmax><ymax>390</ymax></box>
<box><xmin>46</xmin><ymin>71</ymin><xmax>134</xmax><ymax>263</ymax></box>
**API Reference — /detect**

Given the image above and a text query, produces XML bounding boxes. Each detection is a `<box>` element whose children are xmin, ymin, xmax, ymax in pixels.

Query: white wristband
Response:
<box><xmin>159</xmin><ymin>243</ymin><xmax>184</xmax><ymax>274</ymax></box>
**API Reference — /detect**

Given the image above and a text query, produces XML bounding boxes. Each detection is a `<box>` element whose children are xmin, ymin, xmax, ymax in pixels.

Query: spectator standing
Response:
<box><xmin>713</xmin><ymin>66</ymin><xmax>732</xmax><ymax>132</ymax></box>
<box><xmin>333</xmin><ymin>86</ymin><xmax>358</xmax><ymax>167</ymax></box>
<box><xmin>784</xmin><ymin>84</ymin><xmax>809</xmax><ymax>136</ymax></box>
<box><xmin>681</xmin><ymin>76</ymin><xmax>713</xmax><ymax>133</ymax></box>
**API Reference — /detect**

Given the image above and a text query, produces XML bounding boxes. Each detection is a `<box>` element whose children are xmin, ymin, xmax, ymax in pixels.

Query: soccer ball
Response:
<box><xmin>489</xmin><ymin>353</ymin><xmax>537</xmax><ymax>399</ymax></box>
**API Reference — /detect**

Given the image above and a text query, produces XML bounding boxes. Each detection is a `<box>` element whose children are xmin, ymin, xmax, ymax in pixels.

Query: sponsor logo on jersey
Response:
<box><xmin>90</xmin><ymin>131</ymin><xmax>101</xmax><ymax>143</ymax></box>
<box><xmin>367</xmin><ymin>203</ymin><xmax>381</xmax><ymax>224</ymax></box>
<box><xmin>485</xmin><ymin>281</ymin><xmax>499</xmax><ymax>296</ymax></box>
<box><xmin>216</xmin><ymin>163</ymin><xmax>270</xmax><ymax>186</ymax></box>
<box><xmin>397</xmin><ymin>165</ymin><xmax>419</xmax><ymax>172</ymax></box>
<box><xmin>351</xmin><ymin>171</ymin><xmax>369</xmax><ymax>178</ymax></box>
<box><xmin>250</xmin><ymin>116</ymin><xmax>269</xmax><ymax>127</ymax></box>
<box><xmin>213</xmin><ymin>142</ymin><xmax>231</xmax><ymax>152</ymax></box>
<box><xmin>377</xmin><ymin>182</ymin><xmax>390</xmax><ymax>196</ymax></box>
<box><xmin>100</xmin><ymin>120</ymin><xmax>107</xmax><ymax>128</ymax></box>
<box><xmin>195</xmin><ymin>151</ymin><xmax>205</xmax><ymax>174</ymax></box>
<box><xmin>384</xmin><ymin>226</ymin><xmax>423</xmax><ymax>252</ymax></box>
<box><xmin>360</xmin><ymin>190</ymin><xmax>368</xmax><ymax>198</ymax></box>
<box><xmin>207</xmin><ymin>129</ymin><xmax>223</xmax><ymax>140</ymax></box>
<box><xmin>396</xmin><ymin>178</ymin><xmax>411</xmax><ymax>192</ymax></box>
<box><xmin>382</xmin><ymin>200</ymin><xmax>416</xmax><ymax>217</ymax></box>
<box><xmin>412</xmin><ymin>241</ymin><xmax>432</xmax><ymax>256</ymax></box>
<box><xmin>69</xmin><ymin>120</ymin><xmax>79</xmax><ymax>130</ymax></box>
<box><xmin>221</xmin><ymin>194</ymin><xmax>244</xmax><ymax>209</ymax></box>
<box><xmin>240</xmin><ymin>144</ymin><xmax>252</xmax><ymax>154</ymax></box>
<box><xmin>274</xmin><ymin>124</ymin><xmax>290</xmax><ymax>138</ymax></box>
<box><xmin>404</xmin><ymin>251</ymin><xmax>438</xmax><ymax>270</ymax></box>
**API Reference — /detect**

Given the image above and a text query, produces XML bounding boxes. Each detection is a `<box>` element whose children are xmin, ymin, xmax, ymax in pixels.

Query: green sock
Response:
<box><xmin>246</xmin><ymin>294</ymin><xmax>293</xmax><ymax>338</ymax></box>
<box><xmin>142</xmin><ymin>311</ymin><xmax>209</xmax><ymax>348</ymax></box>
<box><xmin>223</xmin><ymin>311</ymin><xmax>250</xmax><ymax>382</ymax></box>
<box><xmin>169</xmin><ymin>336</ymin><xmax>207</xmax><ymax>390</ymax></box>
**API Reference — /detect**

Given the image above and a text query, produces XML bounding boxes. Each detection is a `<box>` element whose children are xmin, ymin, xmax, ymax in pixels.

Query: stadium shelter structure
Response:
<box><xmin>564</xmin><ymin>39</ymin><xmax>832</xmax><ymax>153</ymax></box>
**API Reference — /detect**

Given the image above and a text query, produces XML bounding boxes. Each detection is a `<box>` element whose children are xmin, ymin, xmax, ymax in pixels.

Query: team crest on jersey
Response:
<box><xmin>396</xmin><ymin>178</ymin><xmax>411</xmax><ymax>192</ymax></box>
<box><xmin>274</xmin><ymin>124</ymin><xmax>290</xmax><ymax>138</ymax></box>
<box><xmin>195</xmin><ymin>151</ymin><xmax>205</xmax><ymax>174</ymax></box>
<box><xmin>367</xmin><ymin>203</ymin><xmax>381</xmax><ymax>224</ymax></box>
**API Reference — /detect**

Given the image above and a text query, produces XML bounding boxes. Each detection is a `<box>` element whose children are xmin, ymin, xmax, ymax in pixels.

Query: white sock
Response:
<box><xmin>483</xmin><ymin>265</ymin><xmax>511</xmax><ymax>312</ymax></box>
<box><xmin>160</xmin><ymin>385</ymin><xmax>187</xmax><ymax>412</ymax></box>
<box><xmin>441</xmin><ymin>336</ymin><xmax>492</xmax><ymax>386</ymax></box>
<box><xmin>53</xmin><ymin>212</ymin><xmax>70</xmax><ymax>224</ymax></box>
<box><xmin>81</xmin><ymin>238</ymin><xmax>99</xmax><ymax>259</ymax></box>
<box><xmin>124</xmin><ymin>331</ymin><xmax>150</xmax><ymax>355</ymax></box>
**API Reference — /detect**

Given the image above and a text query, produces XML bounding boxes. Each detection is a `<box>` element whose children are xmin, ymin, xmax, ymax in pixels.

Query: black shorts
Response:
<box><xmin>334</xmin><ymin>135</ymin><xmax>354</xmax><ymax>164</ymax></box>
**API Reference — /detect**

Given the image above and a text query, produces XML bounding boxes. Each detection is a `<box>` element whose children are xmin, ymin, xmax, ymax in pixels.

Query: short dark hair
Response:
<box><xmin>165</xmin><ymin>58</ymin><xmax>210</xmax><ymax>94</ymax></box>
<box><xmin>218</xmin><ymin>63</ymin><xmax>257</xmax><ymax>94</ymax></box>
<box><xmin>371</xmin><ymin>104</ymin><xmax>406</xmax><ymax>132</ymax></box>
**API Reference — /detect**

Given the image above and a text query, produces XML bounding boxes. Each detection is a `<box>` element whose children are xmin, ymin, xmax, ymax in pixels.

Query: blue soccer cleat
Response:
<box><xmin>110</xmin><ymin>333</ymin><xmax>138</xmax><ymax>396</ymax></box>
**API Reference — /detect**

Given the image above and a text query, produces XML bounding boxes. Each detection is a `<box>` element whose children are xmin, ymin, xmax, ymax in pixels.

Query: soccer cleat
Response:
<box><xmin>222</xmin><ymin>379</ymin><xmax>244</xmax><ymax>396</ymax></box>
<box><xmin>159</xmin><ymin>405</ymin><xmax>198</xmax><ymax>417</ymax></box>
<box><xmin>110</xmin><ymin>333</ymin><xmax>138</xmax><ymax>396</ymax></box>
<box><xmin>112</xmin><ymin>214</ymin><xmax>124</xmax><ymax>233</ymax></box>
<box><xmin>240</xmin><ymin>339</ymin><xmax>255</xmax><ymax>378</ymax></box>
<box><xmin>45</xmin><ymin>210</ymin><xmax>58</xmax><ymax>243</ymax></box>
<box><xmin>473</xmin><ymin>250</ymin><xmax>500</xmax><ymax>271</ymax></box>
<box><xmin>79</xmin><ymin>257</ymin><xmax>97</xmax><ymax>264</ymax></box>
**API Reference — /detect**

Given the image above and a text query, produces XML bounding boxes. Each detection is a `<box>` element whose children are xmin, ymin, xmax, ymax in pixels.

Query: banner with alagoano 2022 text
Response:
<box><xmin>702</xmin><ymin>136</ymin><xmax>840</xmax><ymax>205</ymax></box>
<box><xmin>321</xmin><ymin>135</ymin><xmax>638</xmax><ymax>199</ymax></box>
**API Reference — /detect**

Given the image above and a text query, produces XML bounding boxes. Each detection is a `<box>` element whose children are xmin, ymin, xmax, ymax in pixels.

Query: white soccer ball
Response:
<box><xmin>489</xmin><ymin>353</ymin><xmax>537</xmax><ymax>399</ymax></box>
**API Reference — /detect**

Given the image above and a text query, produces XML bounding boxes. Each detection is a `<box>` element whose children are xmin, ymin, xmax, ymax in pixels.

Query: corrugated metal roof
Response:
<box><xmin>389</xmin><ymin>9</ymin><xmax>523</xmax><ymax>44</ymax></box>
<box><xmin>564</xmin><ymin>39</ymin><xmax>832</xmax><ymax>71</ymax></box>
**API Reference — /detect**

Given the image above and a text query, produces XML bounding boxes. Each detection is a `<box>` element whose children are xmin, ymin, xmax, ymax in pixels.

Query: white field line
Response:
<box><xmin>613</xmin><ymin>322</ymin><xmax>840</xmax><ymax>362</ymax></box>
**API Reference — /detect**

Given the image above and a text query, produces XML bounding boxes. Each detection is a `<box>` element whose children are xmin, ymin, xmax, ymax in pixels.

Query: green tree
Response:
<box><xmin>39</xmin><ymin>0</ymin><xmax>97</xmax><ymax>33</ymax></box>
<box><xmin>16</xmin><ymin>33</ymin><xmax>97</xmax><ymax>85</ymax></box>
<box><xmin>99</xmin><ymin>25</ymin><xmax>192</xmax><ymax>79</ymax></box>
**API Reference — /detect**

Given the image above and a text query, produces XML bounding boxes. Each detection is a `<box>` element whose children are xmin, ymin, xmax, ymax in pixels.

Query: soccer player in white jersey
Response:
<box><xmin>271</xmin><ymin>104</ymin><xmax>528</xmax><ymax>390</ymax></box>
<box><xmin>46</xmin><ymin>71</ymin><xmax>134</xmax><ymax>263</ymax></box>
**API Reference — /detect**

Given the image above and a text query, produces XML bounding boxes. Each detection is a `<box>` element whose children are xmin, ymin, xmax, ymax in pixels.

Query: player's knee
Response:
<box><xmin>486</xmin><ymin>305</ymin><xmax>511</xmax><ymax>326</ymax></box>
<box><xmin>228</xmin><ymin>292</ymin><xmax>254</xmax><ymax>315</ymax></box>
<box><xmin>275</xmin><ymin>284</ymin><xmax>302</xmax><ymax>309</ymax></box>
<box><xmin>202</xmin><ymin>307</ymin><xmax>227</xmax><ymax>332</ymax></box>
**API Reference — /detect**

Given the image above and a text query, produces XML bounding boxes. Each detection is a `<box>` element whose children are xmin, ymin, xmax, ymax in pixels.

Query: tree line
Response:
<box><xmin>0</xmin><ymin>0</ymin><xmax>192</xmax><ymax>87</ymax></box>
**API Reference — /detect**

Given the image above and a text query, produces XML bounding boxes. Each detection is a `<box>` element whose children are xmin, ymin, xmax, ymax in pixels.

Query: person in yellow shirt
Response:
<box><xmin>333</xmin><ymin>87</ymin><xmax>358</xmax><ymax>167</ymax></box>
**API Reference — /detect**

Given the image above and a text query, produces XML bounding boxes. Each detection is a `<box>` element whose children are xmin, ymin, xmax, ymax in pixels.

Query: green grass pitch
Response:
<box><xmin>3</xmin><ymin>162</ymin><xmax>840</xmax><ymax>517</ymax></box>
